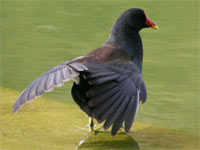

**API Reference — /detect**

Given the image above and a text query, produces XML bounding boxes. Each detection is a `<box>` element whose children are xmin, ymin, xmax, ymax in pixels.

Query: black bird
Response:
<box><xmin>13</xmin><ymin>8</ymin><xmax>158</xmax><ymax>136</ymax></box>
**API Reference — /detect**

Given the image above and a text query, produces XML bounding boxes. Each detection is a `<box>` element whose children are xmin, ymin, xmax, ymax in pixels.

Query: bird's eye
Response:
<box><xmin>138</xmin><ymin>15</ymin><xmax>143</xmax><ymax>20</ymax></box>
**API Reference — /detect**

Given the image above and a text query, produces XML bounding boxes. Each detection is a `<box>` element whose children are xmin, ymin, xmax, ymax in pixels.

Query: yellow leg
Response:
<box><xmin>89</xmin><ymin>118</ymin><xmax>94</xmax><ymax>133</ymax></box>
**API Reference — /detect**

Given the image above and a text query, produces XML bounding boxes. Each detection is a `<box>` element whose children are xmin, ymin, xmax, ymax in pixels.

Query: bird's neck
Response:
<box><xmin>106</xmin><ymin>28</ymin><xmax>143</xmax><ymax>72</ymax></box>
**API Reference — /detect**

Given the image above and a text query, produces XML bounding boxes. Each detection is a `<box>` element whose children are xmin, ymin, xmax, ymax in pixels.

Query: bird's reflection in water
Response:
<box><xmin>76</xmin><ymin>131</ymin><xmax>139</xmax><ymax>150</ymax></box>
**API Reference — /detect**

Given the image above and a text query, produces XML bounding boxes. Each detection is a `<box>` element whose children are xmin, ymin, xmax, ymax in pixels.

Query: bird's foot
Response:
<box><xmin>93</xmin><ymin>125</ymin><xmax>104</xmax><ymax>135</ymax></box>
<box><xmin>88</xmin><ymin>118</ymin><xmax>104</xmax><ymax>135</ymax></box>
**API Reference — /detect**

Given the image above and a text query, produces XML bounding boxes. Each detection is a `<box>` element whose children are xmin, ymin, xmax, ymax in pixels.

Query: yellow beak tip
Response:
<box><xmin>152</xmin><ymin>26</ymin><xmax>159</xmax><ymax>30</ymax></box>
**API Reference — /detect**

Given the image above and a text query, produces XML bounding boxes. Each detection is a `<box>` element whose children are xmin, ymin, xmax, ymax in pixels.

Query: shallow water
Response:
<box><xmin>1</xmin><ymin>0</ymin><xmax>199</xmax><ymax>149</ymax></box>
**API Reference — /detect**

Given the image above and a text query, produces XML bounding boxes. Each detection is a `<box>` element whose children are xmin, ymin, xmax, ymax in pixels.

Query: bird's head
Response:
<box><xmin>125</xmin><ymin>8</ymin><xmax>158</xmax><ymax>31</ymax></box>
<box><xmin>112</xmin><ymin>8</ymin><xmax>158</xmax><ymax>33</ymax></box>
<box><xmin>108</xmin><ymin>8</ymin><xmax>158</xmax><ymax>71</ymax></box>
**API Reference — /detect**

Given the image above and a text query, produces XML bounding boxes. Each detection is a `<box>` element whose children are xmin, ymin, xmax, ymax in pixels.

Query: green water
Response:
<box><xmin>1</xmin><ymin>0</ymin><xmax>199</xmax><ymax>149</ymax></box>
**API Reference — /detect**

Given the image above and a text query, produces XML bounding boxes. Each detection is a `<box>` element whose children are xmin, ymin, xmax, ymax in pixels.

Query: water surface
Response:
<box><xmin>1</xmin><ymin>0</ymin><xmax>199</xmax><ymax>149</ymax></box>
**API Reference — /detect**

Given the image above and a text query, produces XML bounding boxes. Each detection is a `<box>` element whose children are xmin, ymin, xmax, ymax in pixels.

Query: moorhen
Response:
<box><xmin>13</xmin><ymin>8</ymin><xmax>158</xmax><ymax>136</ymax></box>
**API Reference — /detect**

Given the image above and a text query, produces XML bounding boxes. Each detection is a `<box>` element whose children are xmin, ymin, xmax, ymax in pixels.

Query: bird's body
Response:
<box><xmin>13</xmin><ymin>8</ymin><xmax>158</xmax><ymax>136</ymax></box>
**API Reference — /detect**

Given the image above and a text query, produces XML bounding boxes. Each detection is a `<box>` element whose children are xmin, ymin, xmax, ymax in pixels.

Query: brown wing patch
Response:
<box><xmin>68</xmin><ymin>44</ymin><xmax>131</xmax><ymax>65</ymax></box>
<box><xmin>87</xmin><ymin>43</ymin><xmax>131</xmax><ymax>62</ymax></box>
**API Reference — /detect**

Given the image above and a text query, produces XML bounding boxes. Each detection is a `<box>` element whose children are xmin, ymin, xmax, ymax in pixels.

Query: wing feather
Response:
<box><xmin>111</xmin><ymin>96</ymin><xmax>134</xmax><ymax>135</ymax></box>
<box><xmin>86</xmin><ymin>81</ymin><xmax>117</xmax><ymax>98</ymax></box>
<box><xmin>103</xmin><ymin>96</ymin><xmax>130</xmax><ymax>130</ymax></box>
<box><xmin>97</xmin><ymin>94</ymin><xmax>124</xmax><ymax>123</ymax></box>
<box><xmin>88</xmin><ymin>86</ymin><xmax>118</xmax><ymax>107</ymax></box>
<box><xmin>13</xmin><ymin>59</ymin><xmax>88</xmax><ymax>113</ymax></box>
<box><xmin>27</xmin><ymin>81</ymin><xmax>38</xmax><ymax>101</ymax></box>
<box><xmin>88</xmin><ymin>74</ymin><xmax>120</xmax><ymax>85</ymax></box>
<box><xmin>87</xmin><ymin>72</ymin><xmax>116</xmax><ymax>79</ymax></box>
<box><xmin>124</xmin><ymin>90</ymin><xmax>140</xmax><ymax>132</ymax></box>
<box><xmin>91</xmin><ymin>92</ymin><xmax>121</xmax><ymax>118</ymax></box>
<box><xmin>83</xmin><ymin>61</ymin><xmax>146</xmax><ymax>135</ymax></box>
<box><xmin>45</xmin><ymin>73</ymin><xmax>54</xmax><ymax>92</ymax></box>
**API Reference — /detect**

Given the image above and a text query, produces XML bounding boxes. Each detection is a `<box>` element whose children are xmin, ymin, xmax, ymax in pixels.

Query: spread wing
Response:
<box><xmin>12</xmin><ymin>57</ymin><xmax>88</xmax><ymax>113</ymax></box>
<box><xmin>13</xmin><ymin>56</ymin><xmax>147</xmax><ymax>136</ymax></box>
<box><xmin>82</xmin><ymin>61</ymin><xmax>147</xmax><ymax>135</ymax></box>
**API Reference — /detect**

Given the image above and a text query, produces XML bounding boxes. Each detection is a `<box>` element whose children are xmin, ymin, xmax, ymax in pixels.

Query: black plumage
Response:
<box><xmin>13</xmin><ymin>8</ymin><xmax>158</xmax><ymax>136</ymax></box>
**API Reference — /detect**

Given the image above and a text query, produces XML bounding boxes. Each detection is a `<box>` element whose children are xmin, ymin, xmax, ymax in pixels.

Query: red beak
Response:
<box><xmin>145</xmin><ymin>15</ymin><xmax>158</xmax><ymax>30</ymax></box>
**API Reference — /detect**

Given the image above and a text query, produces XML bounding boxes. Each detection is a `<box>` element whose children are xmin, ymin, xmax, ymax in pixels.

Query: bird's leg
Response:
<box><xmin>88</xmin><ymin>118</ymin><xmax>94</xmax><ymax>133</ymax></box>
<box><xmin>88</xmin><ymin>118</ymin><xmax>104</xmax><ymax>134</ymax></box>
